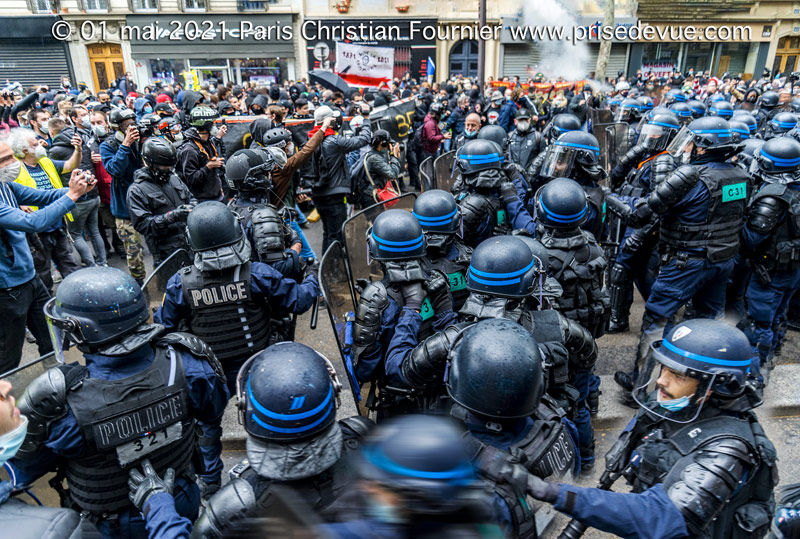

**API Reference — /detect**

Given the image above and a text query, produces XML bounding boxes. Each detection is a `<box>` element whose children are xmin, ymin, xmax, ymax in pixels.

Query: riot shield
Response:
<box><xmin>0</xmin><ymin>352</ymin><xmax>60</xmax><ymax>399</ymax></box>
<box><xmin>600</xmin><ymin>123</ymin><xmax>630</xmax><ymax>176</ymax></box>
<box><xmin>419</xmin><ymin>156</ymin><xmax>435</xmax><ymax>192</ymax></box>
<box><xmin>319</xmin><ymin>241</ymin><xmax>362</xmax><ymax>415</ymax></box>
<box><xmin>239</xmin><ymin>485</ymin><xmax>325</xmax><ymax>537</ymax></box>
<box><xmin>341</xmin><ymin>193</ymin><xmax>417</xmax><ymax>301</ymax></box>
<box><xmin>433</xmin><ymin>151</ymin><xmax>459</xmax><ymax>193</ymax></box>
<box><xmin>142</xmin><ymin>248</ymin><xmax>192</xmax><ymax>318</ymax></box>
<box><xmin>588</xmin><ymin>107</ymin><xmax>614</xmax><ymax>134</ymax></box>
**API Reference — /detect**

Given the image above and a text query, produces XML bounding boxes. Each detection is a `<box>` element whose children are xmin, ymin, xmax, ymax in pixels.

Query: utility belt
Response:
<box><xmin>661</xmin><ymin>249</ymin><xmax>707</xmax><ymax>270</ymax></box>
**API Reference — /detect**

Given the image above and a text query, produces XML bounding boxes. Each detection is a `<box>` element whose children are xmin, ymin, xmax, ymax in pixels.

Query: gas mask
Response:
<box><xmin>516</xmin><ymin>120</ymin><xmax>531</xmax><ymax>133</ymax></box>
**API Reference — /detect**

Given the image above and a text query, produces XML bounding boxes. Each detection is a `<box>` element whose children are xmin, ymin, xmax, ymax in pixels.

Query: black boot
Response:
<box><xmin>587</xmin><ymin>390</ymin><xmax>601</xmax><ymax>416</ymax></box>
<box><xmin>607</xmin><ymin>314</ymin><xmax>630</xmax><ymax>334</ymax></box>
<box><xmin>614</xmin><ymin>370</ymin><xmax>634</xmax><ymax>391</ymax></box>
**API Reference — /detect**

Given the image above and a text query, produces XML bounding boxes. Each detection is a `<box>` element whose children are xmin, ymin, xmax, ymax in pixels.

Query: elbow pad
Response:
<box><xmin>401</xmin><ymin>323</ymin><xmax>467</xmax><ymax>388</ymax></box>
<box><xmin>16</xmin><ymin>368</ymin><xmax>70</xmax><ymax>459</ymax></box>
<box><xmin>561</xmin><ymin>315</ymin><xmax>598</xmax><ymax>370</ymax></box>
<box><xmin>191</xmin><ymin>478</ymin><xmax>255</xmax><ymax>539</ymax></box>
<box><xmin>352</xmin><ymin>282</ymin><xmax>389</xmax><ymax>357</ymax></box>
<box><xmin>651</xmin><ymin>153</ymin><xmax>677</xmax><ymax>187</ymax></box>
<box><xmin>647</xmin><ymin>164</ymin><xmax>700</xmax><ymax>215</ymax></box>
<box><xmin>251</xmin><ymin>206</ymin><xmax>287</xmax><ymax>263</ymax></box>
<box><xmin>748</xmin><ymin>196</ymin><xmax>785</xmax><ymax>235</ymax></box>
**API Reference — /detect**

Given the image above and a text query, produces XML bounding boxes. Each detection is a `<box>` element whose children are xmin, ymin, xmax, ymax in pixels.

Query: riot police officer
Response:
<box><xmin>732</xmin><ymin>110</ymin><xmax>759</xmax><ymax>138</ymax></box>
<box><xmin>756</xmin><ymin>90</ymin><xmax>781</xmax><ymax>132</ymax></box>
<box><xmin>508</xmin><ymin>107</ymin><xmax>546</xmax><ymax>176</ymax></box>
<box><xmin>765</xmin><ymin>112</ymin><xmax>799</xmax><ymax>140</ymax></box>
<box><xmin>447</xmin><ymin>318</ymin><xmax>579</xmax><ymax>538</ymax></box>
<box><xmin>708</xmin><ymin>100</ymin><xmax>735</xmax><ymax>119</ymax></box>
<box><xmin>11</xmin><ymin>266</ymin><xmax>229</xmax><ymax>538</ymax></box>
<box><xmin>525</xmin><ymin>320</ymin><xmax>777</xmax><ymax>539</ymax></box>
<box><xmin>741</xmin><ymin>136</ymin><xmax>800</xmax><ymax>374</ymax></box>
<box><xmin>155</xmin><ymin>201</ymin><xmax>319</xmax><ymax>394</ymax></box>
<box><xmin>413</xmin><ymin>189</ymin><xmax>472</xmax><ymax>311</ymax></box>
<box><xmin>127</xmin><ymin>137</ymin><xmax>194</xmax><ymax>266</ymax></box>
<box><xmin>191</xmin><ymin>342</ymin><xmax>373</xmax><ymax>538</ymax></box>
<box><xmin>669</xmin><ymin>102</ymin><xmax>694</xmax><ymax>126</ymax></box>
<box><xmin>613</xmin><ymin>117</ymin><xmax>750</xmax><ymax>397</ymax></box>
<box><xmin>686</xmin><ymin>99</ymin><xmax>707</xmax><ymax>119</ymax></box>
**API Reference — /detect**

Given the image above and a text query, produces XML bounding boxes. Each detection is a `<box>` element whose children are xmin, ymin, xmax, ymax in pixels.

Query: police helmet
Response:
<box><xmin>606</xmin><ymin>96</ymin><xmax>622</xmax><ymax>111</ymax></box>
<box><xmin>667</xmin><ymin>116</ymin><xmax>736</xmax><ymax>158</ymax></box>
<box><xmin>541</xmin><ymin>130</ymin><xmax>600</xmax><ymax>179</ymax></box>
<box><xmin>447</xmin><ymin>318</ymin><xmax>544</xmax><ymax>419</ymax></box>
<box><xmin>413</xmin><ymin>189</ymin><xmax>460</xmax><ymax>235</ymax></box>
<box><xmin>371</xmin><ymin>129</ymin><xmax>392</xmax><ymax>148</ymax></box>
<box><xmin>637</xmin><ymin>112</ymin><xmax>681</xmax><ymax>152</ymax></box>
<box><xmin>141</xmin><ymin>137</ymin><xmax>177</xmax><ymax>181</ymax></box>
<box><xmin>355</xmin><ymin>415</ymin><xmax>476</xmax><ymax>508</ymax></box>
<box><xmin>615</xmin><ymin>97</ymin><xmax>644</xmax><ymax>122</ymax></box>
<box><xmin>668</xmin><ymin>102</ymin><xmax>694</xmax><ymax>125</ymax></box>
<box><xmin>108</xmin><ymin>107</ymin><xmax>136</xmax><ymax>130</ymax></box>
<box><xmin>737</xmin><ymin>138</ymin><xmax>766</xmax><ymax>171</ymax></box>
<box><xmin>261</xmin><ymin>127</ymin><xmax>291</xmax><ymax>148</ymax></box>
<box><xmin>186</xmin><ymin>201</ymin><xmax>243</xmax><ymax>252</ymax></box>
<box><xmin>367</xmin><ymin>209</ymin><xmax>426</xmax><ymax>261</ymax></box>
<box><xmin>236</xmin><ymin>342</ymin><xmax>342</xmax><ymax>442</ymax></box>
<box><xmin>728</xmin><ymin>120</ymin><xmax>751</xmax><ymax>142</ymax></box>
<box><xmin>511</xmin><ymin>233</ymin><xmax>563</xmax><ymax>299</ymax></box>
<box><xmin>686</xmin><ymin>100</ymin><xmax>707</xmax><ymax>119</ymax></box>
<box><xmin>43</xmin><ymin>267</ymin><xmax>151</xmax><ymax>356</ymax></box>
<box><xmin>466</xmin><ymin>236</ymin><xmax>537</xmax><ymax>298</ymax></box>
<box><xmin>707</xmin><ymin>100</ymin><xmax>734</xmax><ymax>119</ymax></box>
<box><xmin>456</xmin><ymin>139</ymin><xmax>504</xmax><ymax>176</ymax></box>
<box><xmin>224</xmin><ymin>148</ymin><xmax>275</xmax><ymax>193</ymax></box>
<box><xmin>756</xmin><ymin>136</ymin><xmax>800</xmax><ymax>174</ymax></box>
<box><xmin>549</xmin><ymin>113</ymin><xmax>581</xmax><ymax>141</ymax></box>
<box><xmin>638</xmin><ymin>95</ymin><xmax>654</xmax><ymax>112</ymax></box>
<box><xmin>477</xmin><ymin>125</ymin><xmax>510</xmax><ymax>152</ymax></box>
<box><xmin>190</xmin><ymin>105</ymin><xmax>219</xmax><ymax>130</ymax></box>
<box><xmin>759</xmin><ymin>90</ymin><xmax>780</xmax><ymax>109</ymax></box>
<box><xmin>664</xmin><ymin>88</ymin><xmax>687</xmax><ymax>104</ymax></box>
<box><xmin>791</xmin><ymin>97</ymin><xmax>800</xmax><ymax>114</ymax></box>
<box><xmin>731</xmin><ymin>110</ymin><xmax>758</xmax><ymax>134</ymax></box>
<box><xmin>535</xmin><ymin>177</ymin><xmax>589</xmax><ymax>229</ymax></box>
<box><xmin>645</xmin><ymin>106</ymin><xmax>672</xmax><ymax>122</ymax></box>
<box><xmin>767</xmin><ymin>112</ymin><xmax>799</xmax><ymax>138</ymax></box>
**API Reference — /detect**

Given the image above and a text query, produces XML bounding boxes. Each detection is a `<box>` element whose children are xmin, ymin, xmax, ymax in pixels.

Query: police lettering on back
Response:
<box><xmin>187</xmin><ymin>280</ymin><xmax>250</xmax><ymax>308</ymax></box>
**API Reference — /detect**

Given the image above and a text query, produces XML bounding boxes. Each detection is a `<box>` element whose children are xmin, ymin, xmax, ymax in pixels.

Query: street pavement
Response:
<box><xmin>11</xmin><ymin>212</ymin><xmax>800</xmax><ymax>537</ymax></box>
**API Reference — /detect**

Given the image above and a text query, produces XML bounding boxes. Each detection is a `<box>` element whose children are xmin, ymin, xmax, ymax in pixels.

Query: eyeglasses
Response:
<box><xmin>0</xmin><ymin>384</ymin><xmax>10</xmax><ymax>401</ymax></box>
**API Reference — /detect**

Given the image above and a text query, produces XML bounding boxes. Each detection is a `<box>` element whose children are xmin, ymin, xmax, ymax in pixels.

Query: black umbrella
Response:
<box><xmin>308</xmin><ymin>70</ymin><xmax>351</xmax><ymax>94</ymax></box>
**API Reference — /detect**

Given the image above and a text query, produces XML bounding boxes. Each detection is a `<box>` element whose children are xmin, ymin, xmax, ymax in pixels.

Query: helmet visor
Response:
<box><xmin>43</xmin><ymin>297</ymin><xmax>79</xmax><ymax>364</ymax></box>
<box><xmin>637</xmin><ymin>123</ymin><xmax>672</xmax><ymax>152</ymax></box>
<box><xmin>540</xmin><ymin>145</ymin><xmax>576</xmax><ymax>179</ymax></box>
<box><xmin>665</xmin><ymin>125</ymin><xmax>694</xmax><ymax>158</ymax></box>
<box><xmin>632</xmin><ymin>342</ymin><xmax>716</xmax><ymax>424</ymax></box>
<box><xmin>613</xmin><ymin>106</ymin><xmax>637</xmax><ymax>123</ymax></box>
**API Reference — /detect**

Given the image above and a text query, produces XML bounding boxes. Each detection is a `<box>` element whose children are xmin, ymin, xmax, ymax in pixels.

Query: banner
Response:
<box><xmin>641</xmin><ymin>62</ymin><xmax>674</xmax><ymax>79</ymax></box>
<box><xmin>335</xmin><ymin>42</ymin><xmax>394</xmax><ymax>89</ymax></box>
<box><xmin>489</xmin><ymin>80</ymin><xmax>589</xmax><ymax>92</ymax></box>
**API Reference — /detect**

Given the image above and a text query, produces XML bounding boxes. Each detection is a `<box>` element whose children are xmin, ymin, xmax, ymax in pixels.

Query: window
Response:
<box><xmin>449</xmin><ymin>40</ymin><xmax>478</xmax><ymax>78</ymax></box>
<box><xmin>30</xmin><ymin>0</ymin><xmax>56</xmax><ymax>13</ymax></box>
<box><xmin>82</xmin><ymin>0</ymin><xmax>108</xmax><ymax>11</ymax></box>
<box><xmin>183</xmin><ymin>0</ymin><xmax>205</xmax><ymax>10</ymax></box>
<box><xmin>237</xmin><ymin>0</ymin><xmax>273</xmax><ymax>11</ymax></box>
<box><xmin>130</xmin><ymin>0</ymin><xmax>158</xmax><ymax>11</ymax></box>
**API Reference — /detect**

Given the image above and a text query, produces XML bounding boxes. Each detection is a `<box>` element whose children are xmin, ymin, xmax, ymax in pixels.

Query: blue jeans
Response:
<box><xmin>571</xmin><ymin>368</ymin><xmax>595</xmax><ymax>466</ymax></box>
<box><xmin>67</xmin><ymin>197</ymin><xmax>107</xmax><ymax>266</ymax></box>
<box><xmin>287</xmin><ymin>218</ymin><xmax>315</xmax><ymax>261</ymax></box>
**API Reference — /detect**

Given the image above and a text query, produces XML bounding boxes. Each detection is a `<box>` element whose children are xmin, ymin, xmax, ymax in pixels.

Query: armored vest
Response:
<box><xmin>752</xmin><ymin>183</ymin><xmax>800</xmax><ymax>274</ymax></box>
<box><xmin>508</xmin><ymin>130</ymin><xmax>544</xmax><ymax>172</ymax></box>
<box><xmin>181</xmin><ymin>262</ymin><xmax>271</xmax><ymax>365</ymax></box>
<box><xmin>660</xmin><ymin>165</ymin><xmax>750</xmax><ymax>263</ymax></box>
<box><xmin>63</xmin><ymin>346</ymin><xmax>195</xmax><ymax>514</ymax></box>
<box><xmin>231</xmin><ymin>201</ymin><xmax>291</xmax><ymax>264</ymax></box>
<box><xmin>583</xmin><ymin>186</ymin><xmax>607</xmax><ymax>240</ymax></box>
<box><xmin>458</xmin><ymin>191</ymin><xmax>511</xmax><ymax>248</ymax></box>
<box><xmin>424</xmin><ymin>242</ymin><xmax>472</xmax><ymax>312</ymax></box>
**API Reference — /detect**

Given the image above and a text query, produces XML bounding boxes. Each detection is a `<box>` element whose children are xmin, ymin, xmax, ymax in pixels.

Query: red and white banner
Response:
<box><xmin>641</xmin><ymin>62</ymin><xmax>674</xmax><ymax>79</ymax></box>
<box><xmin>335</xmin><ymin>42</ymin><xmax>394</xmax><ymax>89</ymax></box>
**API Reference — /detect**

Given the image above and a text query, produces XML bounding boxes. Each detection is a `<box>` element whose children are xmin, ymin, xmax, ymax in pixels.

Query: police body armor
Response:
<box><xmin>0</xmin><ymin>498</ymin><xmax>82</xmax><ymax>539</ymax></box>
<box><xmin>582</xmin><ymin>186</ymin><xmax>607</xmax><ymax>241</ymax></box>
<box><xmin>424</xmin><ymin>242</ymin><xmax>472</xmax><ymax>312</ymax></box>
<box><xmin>660</xmin><ymin>165</ymin><xmax>750</xmax><ymax>263</ymax></box>
<box><xmin>458</xmin><ymin>192</ymin><xmax>511</xmax><ymax>247</ymax></box>
<box><xmin>624</xmin><ymin>409</ymin><xmax>777</xmax><ymax>539</ymax></box>
<box><xmin>131</xmin><ymin>172</ymin><xmax>192</xmax><ymax>260</ymax></box>
<box><xmin>749</xmin><ymin>183</ymin><xmax>800</xmax><ymax>275</ymax></box>
<box><xmin>508</xmin><ymin>130</ymin><xmax>545</xmax><ymax>173</ymax></box>
<box><xmin>232</xmin><ymin>201</ymin><xmax>298</xmax><ymax>266</ymax></box>
<box><xmin>191</xmin><ymin>417</ymin><xmax>371</xmax><ymax>539</ymax></box>
<box><xmin>541</xmin><ymin>230</ymin><xmax>610</xmax><ymax>338</ymax></box>
<box><xmin>62</xmin><ymin>343</ymin><xmax>195</xmax><ymax>515</ymax></box>
<box><xmin>181</xmin><ymin>262</ymin><xmax>271</xmax><ymax>365</ymax></box>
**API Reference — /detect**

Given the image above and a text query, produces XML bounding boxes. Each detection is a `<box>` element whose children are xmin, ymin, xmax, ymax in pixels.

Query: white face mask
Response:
<box><xmin>39</xmin><ymin>120</ymin><xmax>50</xmax><ymax>135</ymax></box>
<box><xmin>92</xmin><ymin>124</ymin><xmax>107</xmax><ymax>137</ymax></box>
<box><xmin>0</xmin><ymin>160</ymin><xmax>21</xmax><ymax>183</ymax></box>
<box><xmin>517</xmin><ymin>120</ymin><xmax>531</xmax><ymax>132</ymax></box>
<box><xmin>33</xmin><ymin>145</ymin><xmax>47</xmax><ymax>159</ymax></box>
<box><xmin>81</xmin><ymin>116</ymin><xmax>91</xmax><ymax>129</ymax></box>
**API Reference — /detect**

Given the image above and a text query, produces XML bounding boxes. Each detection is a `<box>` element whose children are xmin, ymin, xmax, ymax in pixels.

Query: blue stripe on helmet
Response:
<box><xmin>248</xmin><ymin>379</ymin><xmax>333</xmax><ymax>421</ymax></box>
<box><xmin>469</xmin><ymin>258</ymin><xmax>534</xmax><ymax>279</ymax></box>
<box><xmin>769</xmin><ymin>121</ymin><xmax>798</xmax><ymax>128</ymax></box>
<box><xmin>690</xmin><ymin>107</ymin><xmax>705</xmax><ymax>114</ymax></box>
<box><xmin>662</xmin><ymin>339</ymin><xmax>754</xmax><ymax>367</ymax></box>
<box><xmin>250</xmin><ymin>406</ymin><xmax>333</xmax><ymax>434</ymax></box>
<box><xmin>649</xmin><ymin>121</ymin><xmax>679</xmax><ymax>129</ymax></box>
<box><xmin>691</xmin><ymin>128</ymin><xmax>732</xmax><ymax>137</ymax></box>
<box><xmin>467</xmin><ymin>271</ymin><xmax>521</xmax><ymax>287</ymax></box>
<box><xmin>710</xmin><ymin>108</ymin><xmax>733</xmax><ymax>117</ymax></box>
<box><xmin>759</xmin><ymin>149</ymin><xmax>800</xmax><ymax>167</ymax></box>
<box><xmin>460</xmin><ymin>153</ymin><xmax>503</xmax><ymax>164</ymax></box>
<box><xmin>363</xmin><ymin>446</ymin><xmax>474</xmax><ymax>482</ymax></box>
<box><xmin>540</xmin><ymin>197</ymin><xmax>587</xmax><ymax>223</ymax></box>
<box><xmin>554</xmin><ymin>140</ymin><xmax>600</xmax><ymax>155</ymax></box>
<box><xmin>413</xmin><ymin>208</ymin><xmax>457</xmax><ymax>226</ymax></box>
<box><xmin>372</xmin><ymin>231</ymin><xmax>424</xmax><ymax>247</ymax></box>
<box><xmin>673</xmin><ymin>109</ymin><xmax>692</xmax><ymax>117</ymax></box>
<box><xmin>375</xmin><ymin>238</ymin><xmax>425</xmax><ymax>252</ymax></box>
<box><xmin>731</xmin><ymin>127</ymin><xmax>749</xmax><ymax>135</ymax></box>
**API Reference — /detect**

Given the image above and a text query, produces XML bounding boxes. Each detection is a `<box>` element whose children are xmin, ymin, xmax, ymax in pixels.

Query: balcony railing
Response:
<box><xmin>238</xmin><ymin>0</ymin><xmax>276</xmax><ymax>11</ymax></box>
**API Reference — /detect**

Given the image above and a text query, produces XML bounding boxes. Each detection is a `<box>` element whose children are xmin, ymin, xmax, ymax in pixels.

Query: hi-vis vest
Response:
<box><xmin>14</xmin><ymin>157</ymin><xmax>73</xmax><ymax>221</ymax></box>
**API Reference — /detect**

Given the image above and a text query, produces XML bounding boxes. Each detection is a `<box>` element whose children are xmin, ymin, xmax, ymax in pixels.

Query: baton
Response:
<box><xmin>308</xmin><ymin>257</ymin><xmax>320</xmax><ymax>330</ymax></box>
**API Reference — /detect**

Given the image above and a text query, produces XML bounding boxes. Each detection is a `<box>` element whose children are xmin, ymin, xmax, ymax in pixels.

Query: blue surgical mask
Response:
<box><xmin>657</xmin><ymin>394</ymin><xmax>691</xmax><ymax>412</ymax></box>
<box><xmin>144</xmin><ymin>106</ymin><xmax>153</xmax><ymax>114</ymax></box>
<box><xmin>465</xmin><ymin>129</ymin><xmax>478</xmax><ymax>138</ymax></box>
<box><xmin>0</xmin><ymin>416</ymin><xmax>28</xmax><ymax>468</ymax></box>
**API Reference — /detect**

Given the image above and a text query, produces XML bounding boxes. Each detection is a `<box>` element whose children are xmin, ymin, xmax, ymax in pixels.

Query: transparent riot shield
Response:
<box><xmin>433</xmin><ymin>150</ymin><xmax>459</xmax><ymax>193</ymax></box>
<box><xmin>142</xmin><ymin>248</ymin><xmax>192</xmax><ymax>319</ymax></box>
<box><xmin>341</xmin><ymin>193</ymin><xmax>417</xmax><ymax>301</ymax></box>
<box><xmin>0</xmin><ymin>352</ymin><xmax>60</xmax><ymax>399</ymax></box>
<box><xmin>419</xmin><ymin>155</ymin><xmax>435</xmax><ymax>192</ymax></box>
<box><xmin>588</xmin><ymin>107</ymin><xmax>614</xmax><ymax>134</ymax></box>
<box><xmin>319</xmin><ymin>241</ymin><xmax>362</xmax><ymax>415</ymax></box>
<box><xmin>600</xmin><ymin>123</ymin><xmax>630</xmax><ymax>176</ymax></box>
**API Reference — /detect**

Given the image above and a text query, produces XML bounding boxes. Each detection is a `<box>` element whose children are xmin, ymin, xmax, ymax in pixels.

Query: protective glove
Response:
<box><xmin>400</xmin><ymin>282</ymin><xmax>425</xmax><ymax>312</ymax></box>
<box><xmin>619</xmin><ymin>144</ymin><xmax>648</xmax><ymax>169</ymax></box>
<box><xmin>499</xmin><ymin>181</ymin><xmax>519</xmax><ymax>203</ymax></box>
<box><xmin>128</xmin><ymin>458</ymin><xmax>176</xmax><ymax>511</ymax></box>
<box><xmin>165</xmin><ymin>205</ymin><xmax>192</xmax><ymax>224</ymax></box>
<box><xmin>425</xmin><ymin>270</ymin><xmax>453</xmax><ymax>314</ymax></box>
<box><xmin>629</xmin><ymin>198</ymin><xmax>654</xmax><ymax>228</ymax></box>
<box><xmin>527</xmin><ymin>473</ymin><xmax>560</xmax><ymax>503</ymax></box>
<box><xmin>622</xmin><ymin>228</ymin><xmax>645</xmax><ymax>254</ymax></box>
<box><xmin>304</xmin><ymin>259</ymin><xmax>319</xmax><ymax>280</ymax></box>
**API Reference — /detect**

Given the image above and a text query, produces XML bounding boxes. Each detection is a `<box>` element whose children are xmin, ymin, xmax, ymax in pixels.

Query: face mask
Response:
<box><xmin>517</xmin><ymin>120</ymin><xmax>531</xmax><ymax>132</ymax></box>
<box><xmin>465</xmin><ymin>129</ymin><xmax>478</xmax><ymax>138</ymax></box>
<box><xmin>34</xmin><ymin>145</ymin><xmax>47</xmax><ymax>160</ymax></box>
<box><xmin>0</xmin><ymin>416</ymin><xmax>28</xmax><ymax>467</ymax></box>
<box><xmin>366</xmin><ymin>498</ymin><xmax>405</xmax><ymax>525</ymax></box>
<box><xmin>115</xmin><ymin>130</ymin><xmax>125</xmax><ymax>142</ymax></box>
<box><xmin>81</xmin><ymin>116</ymin><xmax>91</xmax><ymax>129</ymax></box>
<box><xmin>143</xmin><ymin>106</ymin><xmax>152</xmax><ymax>114</ymax></box>
<box><xmin>657</xmin><ymin>393</ymin><xmax>691</xmax><ymax>412</ymax></box>
<box><xmin>210</xmin><ymin>126</ymin><xmax>220</xmax><ymax>137</ymax></box>
<box><xmin>39</xmin><ymin>120</ymin><xmax>49</xmax><ymax>135</ymax></box>
<box><xmin>92</xmin><ymin>124</ymin><xmax>107</xmax><ymax>137</ymax></box>
<box><xmin>172</xmin><ymin>132</ymin><xmax>184</xmax><ymax>142</ymax></box>
<box><xmin>0</xmin><ymin>160</ymin><xmax>21</xmax><ymax>183</ymax></box>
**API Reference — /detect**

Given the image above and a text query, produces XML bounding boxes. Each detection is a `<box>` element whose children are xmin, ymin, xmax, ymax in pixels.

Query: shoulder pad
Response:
<box><xmin>754</xmin><ymin>182</ymin><xmax>788</xmax><ymax>199</ymax></box>
<box><xmin>16</xmin><ymin>367</ymin><xmax>78</xmax><ymax>458</ymax></box>
<box><xmin>339</xmin><ymin>416</ymin><xmax>375</xmax><ymax>440</ymax></box>
<box><xmin>748</xmin><ymin>195</ymin><xmax>786</xmax><ymax>235</ymax></box>
<box><xmin>353</xmin><ymin>282</ymin><xmax>390</xmax><ymax>351</ymax></box>
<box><xmin>358</xmin><ymin>281</ymin><xmax>389</xmax><ymax>310</ymax></box>
<box><xmin>191</xmin><ymin>478</ymin><xmax>256</xmax><ymax>539</ymax></box>
<box><xmin>158</xmin><ymin>332</ymin><xmax>225</xmax><ymax>380</ymax></box>
<box><xmin>454</xmin><ymin>242</ymin><xmax>473</xmax><ymax>265</ymax></box>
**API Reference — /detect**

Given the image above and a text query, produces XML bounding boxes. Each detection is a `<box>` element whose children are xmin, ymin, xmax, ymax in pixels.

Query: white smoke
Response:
<box><xmin>520</xmin><ymin>0</ymin><xmax>591</xmax><ymax>80</ymax></box>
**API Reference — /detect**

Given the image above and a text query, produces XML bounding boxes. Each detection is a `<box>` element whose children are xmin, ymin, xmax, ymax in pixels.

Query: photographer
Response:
<box><xmin>176</xmin><ymin>106</ymin><xmax>227</xmax><ymax>202</ymax></box>
<box><xmin>363</xmin><ymin>129</ymin><xmax>402</xmax><ymax>203</ymax></box>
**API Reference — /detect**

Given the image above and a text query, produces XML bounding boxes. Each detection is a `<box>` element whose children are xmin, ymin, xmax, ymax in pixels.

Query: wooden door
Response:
<box><xmin>716</xmin><ymin>56</ymin><xmax>730</xmax><ymax>77</ymax></box>
<box><xmin>87</xmin><ymin>43</ymin><xmax>125</xmax><ymax>92</ymax></box>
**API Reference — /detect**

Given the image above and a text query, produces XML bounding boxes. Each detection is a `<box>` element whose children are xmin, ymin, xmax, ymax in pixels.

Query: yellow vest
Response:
<box><xmin>14</xmin><ymin>157</ymin><xmax>73</xmax><ymax>221</ymax></box>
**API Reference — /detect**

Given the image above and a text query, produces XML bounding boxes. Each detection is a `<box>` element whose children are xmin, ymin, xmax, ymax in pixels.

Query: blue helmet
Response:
<box><xmin>467</xmin><ymin>236</ymin><xmax>538</xmax><ymax>298</ymax></box>
<box><xmin>686</xmin><ymin>99</ymin><xmax>707</xmax><ymax>119</ymax></box>
<box><xmin>413</xmin><ymin>189</ymin><xmax>460</xmax><ymax>235</ymax></box>
<box><xmin>638</xmin><ymin>95</ymin><xmax>654</xmax><ymax>112</ymax></box>
<box><xmin>728</xmin><ymin>120</ymin><xmax>751</xmax><ymax>142</ymax></box>
<box><xmin>755</xmin><ymin>136</ymin><xmax>800</xmax><ymax>174</ymax></box>
<box><xmin>664</xmin><ymin>88</ymin><xmax>687</xmax><ymax>104</ymax></box>
<box><xmin>669</xmin><ymin>102</ymin><xmax>693</xmax><ymax>125</ymax></box>
<box><xmin>535</xmin><ymin>177</ymin><xmax>589</xmax><ymax>229</ymax></box>
<box><xmin>767</xmin><ymin>112</ymin><xmax>799</xmax><ymax>139</ymax></box>
<box><xmin>708</xmin><ymin>100</ymin><xmax>734</xmax><ymax>119</ymax></box>
<box><xmin>456</xmin><ymin>139</ymin><xmax>504</xmax><ymax>175</ymax></box>
<box><xmin>367</xmin><ymin>209</ymin><xmax>426</xmax><ymax>261</ymax></box>
<box><xmin>731</xmin><ymin>110</ymin><xmax>758</xmax><ymax>134</ymax></box>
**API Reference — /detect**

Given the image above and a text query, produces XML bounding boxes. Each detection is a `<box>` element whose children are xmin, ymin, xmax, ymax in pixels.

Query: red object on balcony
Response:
<box><xmin>335</xmin><ymin>0</ymin><xmax>351</xmax><ymax>13</ymax></box>
<box><xmin>396</xmin><ymin>5</ymin><xmax>409</xmax><ymax>12</ymax></box>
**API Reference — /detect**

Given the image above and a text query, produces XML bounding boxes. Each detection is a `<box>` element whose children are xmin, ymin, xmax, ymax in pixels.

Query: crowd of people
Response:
<box><xmin>0</xmin><ymin>64</ymin><xmax>799</xmax><ymax>538</ymax></box>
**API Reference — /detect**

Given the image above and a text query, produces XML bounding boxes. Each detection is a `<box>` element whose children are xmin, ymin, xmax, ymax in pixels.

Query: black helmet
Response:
<box><xmin>686</xmin><ymin>100</ymin><xmax>707</xmax><ymax>119</ymax></box>
<box><xmin>548</xmin><ymin>113</ymin><xmax>581</xmax><ymax>143</ymax></box>
<box><xmin>637</xmin><ymin>112</ymin><xmax>680</xmax><ymax>152</ymax></box>
<box><xmin>190</xmin><ymin>105</ymin><xmax>219</xmax><ymax>129</ymax></box>
<box><xmin>413</xmin><ymin>189</ymin><xmax>459</xmax><ymax>235</ymax></box>
<box><xmin>236</xmin><ymin>342</ymin><xmax>341</xmax><ymax>442</ymax></box>
<box><xmin>756</xmin><ymin>136</ymin><xmax>800</xmax><ymax>174</ymax></box>
<box><xmin>224</xmin><ymin>149</ymin><xmax>275</xmax><ymax>193</ymax></box>
<box><xmin>638</xmin><ymin>95</ymin><xmax>654</xmax><ymax>112</ymax></box>
<box><xmin>467</xmin><ymin>236</ymin><xmax>537</xmax><ymax>298</ymax></box>
<box><xmin>261</xmin><ymin>127</ymin><xmax>291</xmax><ymax>148</ymax></box>
<box><xmin>541</xmin><ymin>130</ymin><xmax>600</xmax><ymax>178</ymax></box>
<box><xmin>663</xmin><ymin>88</ymin><xmax>687</xmax><ymax>105</ymax></box>
<box><xmin>736</xmin><ymin>138</ymin><xmax>765</xmax><ymax>171</ymax></box>
<box><xmin>767</xmin><ymin>112</ymin><xmax>799</xmax><ymax>139</ymax></box>
<box><xmin>477</xmin><ymin>125</ymin><xmax>509</xmax><ymax>152</ymax></box>
<box><xmin>429</xmin><ymin>102</ymin><xmax>444</xmax><ymax>116</ymax></box>
<box><xmin>456</xmin><ymin>139</ymin><xmax>504</xmax><ymax>175</ymax></box>
<box><xmin>668</xmin><ymin>117</ymin><xmax>735</xmax><ymax>156</ymax></box>
<box><xmin>371</xmin><ymin>129</ymin><xmax>392</xmax><ymax>148</ymax></box>
<box><xmin>186</xmin><ymin>201</ymin><xmax>242</xmax><ymax>252</ymax></box>
<box><xmin>355</xmin><ymin>415</ymin><xmax>476</xmax><ymax>507</ymax></box>
<box><xmin>635</xmin><ymin>319</ymin><xmax>758</xmax><ymax>422</ymax></box>
<box><xmin>668</xmin><ymin>102</ymin><xmax>693</xmax><ymax>125</ymax></box>
<box><xmin>759</xmin><ymin>90</ymin><xmax>780</xmax><ymax>109</ymax></box>
<box><xmin>367</xmin><ymin>209</ymin><xmax>426</xmax><ymax>261</ymax></box>
<box><xmin>43</xmin><ymin>267</ymin><xmax>151</xmax><ymax>357</ymax></box>
<box><xmin>731</xmin><ymin>110</ymin><xmax>758</xmax><ymax>135</ymax></box>
<box><xmin>108</xmin><ymin>107</ymin><xmax>136</xmax><ymax>130</ymax></box>
<box><xmin>141</xmin><ymin>137</ymin><xmax>177</xmax><ymax>181</ymax></box>
<box><xmin>447</xmin><ymin>318</ymin><xmax>544</xmax><ymax>418</ymax></box>
<box><xmin>535</xmin><ymin>177</ymin><xmax>588</xmax><ymax>229</ymax></box>
<box><xmin>707</xmin><ymin>100</ymin><xmax>734</xmax><ymax>119</ymax></box>
<box><xmin>615</xmin><ymin>97</ymin><xmax>643</xmax><ymax>122</ymax></box>
<box><xmin>728</xmin><ymin>120</ymin><xmax>751</xmax><ymax>142</ymax></box>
